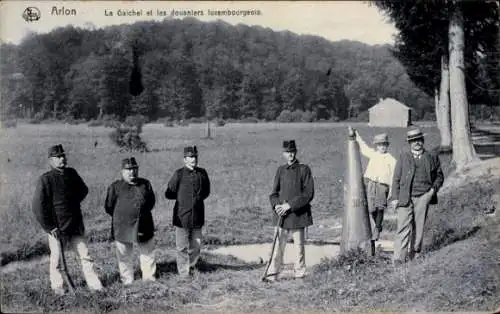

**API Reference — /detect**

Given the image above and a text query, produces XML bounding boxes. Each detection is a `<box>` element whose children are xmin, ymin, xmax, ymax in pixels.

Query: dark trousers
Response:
<box><xmin>365</xmin><ymin>178</ymin><xmax>389</xmax><ymax>241</ymax></box>
<box><xmin>370</xmin><ymin>210</ymin><xmax>384</xmax><ymax>241</ymax></box>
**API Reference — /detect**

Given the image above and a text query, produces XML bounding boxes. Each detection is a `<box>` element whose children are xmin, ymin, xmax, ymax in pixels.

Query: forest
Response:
<box><xmin>0</xmin><ymin>17</ymin><xmax>496</xmax><ymax>123</ymax></box>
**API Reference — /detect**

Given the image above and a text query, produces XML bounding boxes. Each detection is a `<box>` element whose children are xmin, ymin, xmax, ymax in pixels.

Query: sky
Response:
<box><xmin>0</xmin><ymin>1</ymin><xmax>397</xmax><ymax>46</ymax></box>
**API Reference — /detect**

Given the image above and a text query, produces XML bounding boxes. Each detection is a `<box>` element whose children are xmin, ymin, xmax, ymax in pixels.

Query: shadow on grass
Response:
<box><xmin>155</xmin><ymin>259</ymin><xmax>262</xmax><ymax>277</ymax></box>
<box><xmin>195</xmin><ymin>260</ymin><xmax>262</xmax><ymax>273</ymax></box>
<box><xmin>0</xmin><ymin>241</ymin><xmax>49</xmax><ymax>266</ymax></box>
<box><xmin>424</xmin><ymin>226</ymin><xmax>481</xmax><ymax>255</ymax></box>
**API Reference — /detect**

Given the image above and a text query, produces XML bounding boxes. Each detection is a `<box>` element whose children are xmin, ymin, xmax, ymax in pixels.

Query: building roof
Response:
<box><xmin>368</xmin><ymin>98</ymin><xmax>410</xmax><ymax>111</ymax></box>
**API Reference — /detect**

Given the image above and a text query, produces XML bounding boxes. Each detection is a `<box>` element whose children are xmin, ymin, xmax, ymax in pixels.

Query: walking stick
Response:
<box><xmin>261</xmin><ymin>215</ymin><xmax>284</xmax><ymax>281</ymax></box>
<box><xmin>57</xmin><ymin>234</ymin><xmax>76</xmax><ymax>292</ymax></box>
<box><xmin>51</xmin><ymin>208</ymin><xmax>76</xmax><ymax>293</ymax></box>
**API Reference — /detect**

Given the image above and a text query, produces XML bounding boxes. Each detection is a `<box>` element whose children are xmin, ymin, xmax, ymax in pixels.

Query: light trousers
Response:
<box><xmin>268</xmin><ymin>227</ymin><xmax>306</xmax><ymax>278</ymax></box>
<box><xmin>48</xmin><ymin>234</ymin><xmax>103</xmax><ymax>291</ymax></box>
<box><xmin>393</xmin><ymin>189</ymin><xmax>434</xmax><ymax>262</ymax></box>
<box><xmin>175</xmin><ymin>227</ymin><xmax>202</xmax><ymax>276</ymax></box>
<box><xmin>115</xmin><ymin>239</ymin><xmax>156</xmax><ymax>284</ymax></box>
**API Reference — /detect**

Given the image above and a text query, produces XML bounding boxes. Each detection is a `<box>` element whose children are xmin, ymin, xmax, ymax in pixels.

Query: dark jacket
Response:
<box><xmin>105</xmin><ymin>178</ymin><xmax>156</xmax><ymax>243</ymax></box>
<box><xmin>165</xmin><ymin>167</ymin><xmax>210</xmax><ymax>229</ymax></box>
<box><xmin>32</xmin><ymin>167</ymin><xmax>88</xmax><ymax>236</ymax></box>
<box><xmin>391</xmin><ymin>150</ymin><xmax>444</xmax><ymax>207</ymax></box>
<box><xmin>269</xmin><ymin>160</ymin><xmax>314</xmax><ymax>229</ymax></box>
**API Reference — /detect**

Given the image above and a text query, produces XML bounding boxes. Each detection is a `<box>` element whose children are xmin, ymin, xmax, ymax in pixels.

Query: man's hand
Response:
<box><xmin>348</xmin><ymin>126</ymin><xmax>356</xmax><ymax>138</ymax></box>
<box><xmin>274</xmin><ymin>204</ymin><xmax>282</xmax><ymax>214</ymax></box>
<box><xmin>277</xmin><ymin>203</ymin><xmax>291</xmax><ymax>216</ymax></box>
<box><xmin>50</xmin><ymin>228</ymin><xmax>61</xmax><ymax>239</ymax></box>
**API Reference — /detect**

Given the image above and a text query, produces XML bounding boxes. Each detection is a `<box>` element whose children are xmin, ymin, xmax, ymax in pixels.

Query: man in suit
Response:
<box><xmin>391</xmin><ymin>129</ymin><xmax>444</xmax><ymax>264</ymax></box>
<box><xmin>104</xmin><ymin>157</ymin><xmax>156</xmax><ymax>284</ymax></box>
<box><xmin>32</xmin><ymin>144</ymin><xmax>103</xmax><ymax>295</ymax></box>
<box><xmin>266</xmin><ymin>140</ymin><xmax>315</xmax><ymax>282</ymax></box>
<box><xmin>165</xmin><ymin>146</ymin><xmax>211</xmax><ymax>277</ymax></box>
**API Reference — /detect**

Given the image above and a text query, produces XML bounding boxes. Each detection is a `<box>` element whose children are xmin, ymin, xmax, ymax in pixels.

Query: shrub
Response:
<box><xmin>301</xmin><ymin>110</ymin><xmax>316</xmax><ymax>122</ymax></box>
<box><xmin>164</xmin><ymin>120</ymin><xmax>174</xmax><ymax>127</ymax></box>
<box><xmin>109</xmin><ymin>125</ymin><xmax>148</xmax><ymax>152</ymax></box>
<box><xmin>1</xmin><ymin>119</ymin><xmax>17</xmax><ymax>129</ymax></box>
<box><xmin>124</xmin><ymin>114</ymin><xmax>148</xmax><ymax>131</ymax></box>
<box><xmin>109</xmin><ymin>115</ymin><xmax>149</xmax><ymax>152</ymax></box>
<box><xmin>215</xmin><ymin>119</ymin><xmax>226</xmax><ymax>127</ymax></box>
<box><xmin>277</xmin><ymin>110</ymin><xmax>293</xmax><ymax>123</ymax></box>
<box><xmin>177</xmin><ymin>120</ymin><xmax>189</xmax><ymax>126</ymax></box>
<box><xmin>29</xmin><ymin>112</ymin><xmax>45</xmax><ymax>124</ymax></box>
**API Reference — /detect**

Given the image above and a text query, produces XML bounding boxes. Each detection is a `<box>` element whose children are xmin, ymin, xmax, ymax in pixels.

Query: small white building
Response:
<box><xmin>368</xmin><ymin>98</ymin><xmax>411</xmax><ymax>127</ymax></box>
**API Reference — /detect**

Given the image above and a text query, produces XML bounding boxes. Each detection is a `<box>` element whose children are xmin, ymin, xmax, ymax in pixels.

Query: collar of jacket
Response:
<box><xmin>285</xmin><ymin>159</ymin><xmax>300</xmax><ymax>168</ymax></box>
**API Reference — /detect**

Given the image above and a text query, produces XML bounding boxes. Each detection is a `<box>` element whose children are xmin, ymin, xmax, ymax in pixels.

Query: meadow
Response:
<box><xmin>1</xmin><ymin>122</ymin><xmax>498</xmax><ymax>313</ymax></box>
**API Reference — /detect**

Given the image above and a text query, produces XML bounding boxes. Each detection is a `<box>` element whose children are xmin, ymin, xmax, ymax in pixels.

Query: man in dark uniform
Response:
<box><xmin>391</xmin><ymin>129</ymin><xmax>444</xmax><ymax>264</ymax></box>
<box><xmin>165</xmin><ymin>146</ymin><xmax>210</xmax><ymax>277</ymax></box>
<box><xmin>32</xmin><ymin>144</ymin><xmax>103</xmax><ymax>295</ymax></box>
<box><xmin>104</xmin><ymin>157</ymin><xmax>156</xmax><ymax>284</ymax></box>
<box><xmin>267</xmin><ymin>140</ymin><xmax>314</xmax><ymax>281</ymax></box>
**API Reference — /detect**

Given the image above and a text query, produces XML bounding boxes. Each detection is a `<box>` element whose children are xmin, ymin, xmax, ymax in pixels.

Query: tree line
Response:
<box><xmin>2</xmin><ymin>18</ymin><xmax>436</xmax><ymax>123</ymax></box>
<box><xmin>373</xmin><ymin>0</ymin><xmax>499</xmax><ymax>170</ymax></box>
<box><xmin>1</xmin><ymin>15</ymin><xmax>497</xmax><ymax>125</ymax></box>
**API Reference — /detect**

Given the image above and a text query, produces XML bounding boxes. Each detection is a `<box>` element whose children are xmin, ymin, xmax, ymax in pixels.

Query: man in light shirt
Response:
<box><xmin>350</xmin><ymin>127</ymin><xmax>396</xmax><ymax>248</ymax></box>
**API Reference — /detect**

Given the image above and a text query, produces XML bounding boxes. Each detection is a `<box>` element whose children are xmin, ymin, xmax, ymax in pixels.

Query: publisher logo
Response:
<box><xmin>22</xmin><ymin>7</ymin><xmax>41</xmax><ymax>22</ymax></box>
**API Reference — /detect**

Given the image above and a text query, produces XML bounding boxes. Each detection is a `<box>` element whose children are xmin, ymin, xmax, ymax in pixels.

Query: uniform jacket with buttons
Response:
<box><xmin>390</xmin><ymin>150</ymin><xmax>444</xmax><ymax>207</ymax></box>
<box><xmin>32</xmin><ymin>167</ymin><xmax>88</xmax><ymax>237</ymax></box>
<box><xmin>165</xmin><ymin>167</ymin><xmax>210</xmax><ymax>229</ymax></box>
<box><xmin>104</xmin><ymin>178</ymin><xmax>156</xmax><ymax>243</ymax></box>
<box><xmin>269</xmin><ymin>159</ymin><xmax>314</xmax><ymax>229</ymax></box>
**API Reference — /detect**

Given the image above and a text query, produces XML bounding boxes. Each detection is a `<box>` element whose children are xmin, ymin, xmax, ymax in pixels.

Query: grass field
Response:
<box><xmin>1</xmin><ymin>122</ymin><xmax>498</xmax><ymax>313</ymax></box>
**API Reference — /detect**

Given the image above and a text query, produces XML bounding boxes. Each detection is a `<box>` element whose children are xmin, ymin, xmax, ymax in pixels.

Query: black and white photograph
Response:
<box><xmin>0</xmin><ymin>0</ymin><xmax>499</xmax><ymax>312</ymax></box>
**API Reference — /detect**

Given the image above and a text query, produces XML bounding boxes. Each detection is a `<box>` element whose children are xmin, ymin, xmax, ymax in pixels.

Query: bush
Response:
<box><xmin>29</xmin><ymin>112</ymin><xmax>45</xmax><ymax>124</ymax></box>
<box><xmin>177</xmin><ymin>120</ymin><xmax>189</xmax><ymax>126</ymax></box>
<box><xmin>215</xmin><ymin>119</ymin><xmax>226</xmax><ymax>127</ymax></box>
<box><xmin>1</xmin><ymin>119</ymin><xmax>17</xmax><ymax>129</ymax></box>
<box><xmin>124</xmin><ymin>114</ymin><xmax>148</xmax><ymax>131</ymax></box>
<box><xmin>277</xmin><ymin>110</ymin><xmax>293</xmax><ymax>123</ymax></box>
<box><xmin>109</xmin><ymin>125</ymin><xmax>148</xmax><ymax>152</ymax></box>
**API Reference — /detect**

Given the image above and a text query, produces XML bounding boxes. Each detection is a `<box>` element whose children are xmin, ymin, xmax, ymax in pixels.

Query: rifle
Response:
<box><xmin>261</xmin><ymin>211</ymin><xmax>285</xmax><ymax>282</ymax></box>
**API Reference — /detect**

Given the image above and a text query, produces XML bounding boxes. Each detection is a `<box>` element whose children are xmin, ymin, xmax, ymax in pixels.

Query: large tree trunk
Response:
<box><xmin>438</xmin><ymin>54</ymin><xmax>452</xmax><ymax>152</ymax></box>
<box><xmin>449</xmin><ymin>6</ymin><xmax>479</xmax><ymax>169</ymax></box>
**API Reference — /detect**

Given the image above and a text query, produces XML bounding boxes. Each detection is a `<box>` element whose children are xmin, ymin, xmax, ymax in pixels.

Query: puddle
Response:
<box><xmin>209</xmin><ymin>240</ymin><xmax>394</xmax><ymax>266</ymax></box>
